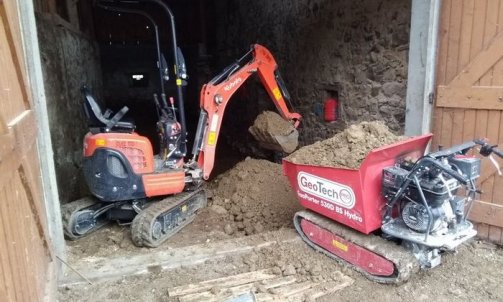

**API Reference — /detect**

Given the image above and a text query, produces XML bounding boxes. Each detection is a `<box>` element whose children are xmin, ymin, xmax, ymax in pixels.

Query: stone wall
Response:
<box><xmin>214</xmin><ymin>0</ymin><xmax>411</xmax><ymax>145</ymax></box>
<box><xmin>37</xmin><ymin>15</ymin><xmax>103</xmax><ymax>204</ymax></box>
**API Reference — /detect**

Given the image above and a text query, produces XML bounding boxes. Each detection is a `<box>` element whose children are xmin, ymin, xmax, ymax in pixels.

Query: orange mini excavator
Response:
<box><xmin>62</xmin><ymin>0</ymin><xmax>300</xmax><ymax>248</ymax></box>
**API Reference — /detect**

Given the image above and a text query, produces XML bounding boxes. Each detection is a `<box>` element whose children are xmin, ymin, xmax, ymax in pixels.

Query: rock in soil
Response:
<box><xmin>282</xmin><ymin>264</ymin><xmax>297</xmax><ymax>276</ymax></box>
<box><xmin>224</xmin><ymin>224</ymin><xmax>234</xmax><ymax>235</ymax></box>
<box><xmin>210</xmin><ymin>204</ymin><xmax>228</xmax><ymax>215</ymax></box>
<box><xmin>286</xmin><ymin>121</ymin><xmax>405</xmax><ymax>168</ymax></box>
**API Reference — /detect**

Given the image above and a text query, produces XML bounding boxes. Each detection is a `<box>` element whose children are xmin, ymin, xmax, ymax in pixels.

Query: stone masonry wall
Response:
<box><xmin>37</xmin><ymin>15</ymin><xmax>103</xmax><ymax>204</ymax></box>
<box><xmin>214</xmin><ymin>0</ymin><xmax>411</xmax><ymax>145</ymax></box>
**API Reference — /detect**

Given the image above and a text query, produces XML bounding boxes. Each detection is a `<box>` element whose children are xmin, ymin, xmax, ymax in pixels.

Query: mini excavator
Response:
<box><xmin>62</xmin><ymin>0</ymin><xmax>301</xmax><ymax>247</ymax></box>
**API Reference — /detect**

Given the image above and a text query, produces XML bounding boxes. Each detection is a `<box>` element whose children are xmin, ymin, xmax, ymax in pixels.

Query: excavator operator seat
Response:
<box><xmin>81</xmin><ymin>86</ymin><xmax>135</xmax><ymax>134</ymax></box>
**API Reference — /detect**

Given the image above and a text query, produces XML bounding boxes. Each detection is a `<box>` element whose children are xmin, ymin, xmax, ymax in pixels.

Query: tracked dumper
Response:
<box><xmin>283</xmin><ymin>135</ymin><xmax>502</xmax><ymax>283</ymax></box>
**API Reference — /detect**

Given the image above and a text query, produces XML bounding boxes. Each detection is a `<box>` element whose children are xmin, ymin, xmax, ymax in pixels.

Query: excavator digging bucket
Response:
<box><xmin>249</xmin><ymin>111</ymin><xmax>299</xmax><ymax>153</ymax></box>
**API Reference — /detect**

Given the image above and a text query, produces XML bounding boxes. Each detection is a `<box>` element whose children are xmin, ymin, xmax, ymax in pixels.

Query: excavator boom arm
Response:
<box><xmin>191</xmin><ymin>44</ymin><xmax>301</xmax><ymax>179</ymax></box>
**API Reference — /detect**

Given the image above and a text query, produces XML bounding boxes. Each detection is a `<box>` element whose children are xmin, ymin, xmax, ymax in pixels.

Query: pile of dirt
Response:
<box><xmin>239</xmin><ymin>241</ymin><xmax>349</xmax><ymax>284</ymax></box>
<box><xmin>287</xmin><ymin>121</ymin><xmax>404</xmax><ymax>168</ymax></box>
<box><xmin>250</xmin><ymin>111</ymin><xmax>295</xmax><ymax>136</ymax></box>
<box><xmin>208</xmin><ymin>157</ymin><xmax>301</xmax><ymax>236</ymax></box>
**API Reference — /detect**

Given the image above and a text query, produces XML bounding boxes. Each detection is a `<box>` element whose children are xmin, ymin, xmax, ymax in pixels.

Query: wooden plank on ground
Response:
<box><xmin>268</xmin><ymin>281</ymin><xmax>315</xmax><ymax>296</ymax></box>
<box><xmin>169</xmin><ymin>270</ymin><xmax>353</xmax><ymax>302</ymax></box>
<box><xmin>178</xmin><ymin>284</ymin><xmax>255</xmax><ymax>302</ymax></box>
<box><xmin>289</xmin><ymin>275</ymin><xmax>354</xmax><ymax>302</ymax></box>
<box><xmin>169</xmin><ymin>269</ymin><xmax>275</xmax><ymax>297</ymax></box>
<box><xmin>260</xmin><ymin>276</ymin><xmax>297</xmax><ymax>289</ymax></box>
<box><xmin>60</xmin><ymin>229</ymin><xmax>300</xmax><ymax>286</ymax></box>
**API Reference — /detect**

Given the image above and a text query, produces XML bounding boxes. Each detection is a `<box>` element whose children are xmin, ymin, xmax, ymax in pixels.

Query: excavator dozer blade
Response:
<box><xmin>249</xmin><ymin>111</ymin><xmax>299</xmax><ymax>153</ymax></box>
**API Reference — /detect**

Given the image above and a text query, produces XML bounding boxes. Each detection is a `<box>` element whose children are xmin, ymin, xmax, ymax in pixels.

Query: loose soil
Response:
<box><xmin>208</xmin><ymin>157</ymin><xmax>301</xmax><ymax>237</ymax></box>
<box><xmin>287</xmin><ymin>121</ymin><xmax>404</xmax><ymax>169</ymax></box>
<box><xmin>249</xmin><ymin>111</ymin><xmax>299</xmax><ymax>153</ymax></box>
<box><xmin>65</xmin><ymin>158</ymin><xmax>300</xmax><ymax>261</ymax></box>
<box><xmin>61</xmin><ymin>155</ymin><xmax>503</xmax><ymax>302</ymax></box>
<box><xmin>250</xmin><ymin>111</ymin><xmax>296</xmax><ymax>136</ymax></box>
<box><xmin>59</xmin><ymin>239</ymin><xmax>503</xmax><ymax>302</ymax></box>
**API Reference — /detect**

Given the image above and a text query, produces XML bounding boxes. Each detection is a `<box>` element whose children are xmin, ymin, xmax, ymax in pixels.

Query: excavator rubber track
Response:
<box><xmin>131</xmin><ymin>188</ymin><xmax>207</xmax><ymax>248</ymax></box>
<box><xmin>61</xmin><ymin>197</ymin><xmax>109</xmax><ymax>240</ymax></box>
<box><xmin>294</xmin><ymin>210</ymin><xmax>419</xmax><ymax>284</ymax></box>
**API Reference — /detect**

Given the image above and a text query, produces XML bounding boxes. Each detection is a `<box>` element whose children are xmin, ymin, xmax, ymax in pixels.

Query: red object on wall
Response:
<box><xmin>282</xmin><ymin>134</ymin><xmax>433</xmax><ymax>234</ymax></box>
<box><xmin>324</xmin><ymin>98</ymin><xmax>338</xmax><ymax>122</ymax></box>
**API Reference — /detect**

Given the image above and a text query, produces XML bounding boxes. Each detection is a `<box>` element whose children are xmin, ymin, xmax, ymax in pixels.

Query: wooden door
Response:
<box><xmin>434</xmin><ymin>0</ymin><xmax>503</xmax><ymax>244</ymax></box>
<box><xmin>0</xmin><ymin>0</ymin><xmax>55</xmax><ymax>300</ymax></box>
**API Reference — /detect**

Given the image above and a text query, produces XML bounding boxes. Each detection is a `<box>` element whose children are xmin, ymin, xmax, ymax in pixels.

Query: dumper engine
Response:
<box><xmin>380</xmin><ymin>143</ymin><xmax>485</xmax><ymax>269</ymax></box>
<box><xmin>382</xmin><ymin>156</ymin><xmax>480</xmax><ymax>233</ymax></box>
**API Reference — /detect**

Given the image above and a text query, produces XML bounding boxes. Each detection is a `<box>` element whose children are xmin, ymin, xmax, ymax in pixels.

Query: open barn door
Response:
<box><xmin>0</xmin><ymin>0</ymin><xmax>56</xmax><ymax>300</ymax></box>
<box><xmin>433</xmin><ymin>0</ymin><xmax>503</xmax><ymax>244</ymax></box>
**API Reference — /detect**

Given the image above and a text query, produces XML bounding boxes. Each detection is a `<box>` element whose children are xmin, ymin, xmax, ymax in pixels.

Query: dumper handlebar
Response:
<box><xmin>429</xmin><ymin>139</ymin><xmax>503</xmax><ymax>159</ymax></box>
<box><xmin>421</xmin><ymin>139</ymin><xmax>503</xmax><ymax>185</ymax></box>
<box><xmin>475</xmin><ymin>139</ymin><xmax>503</xmax><ymax>158</ymax></box>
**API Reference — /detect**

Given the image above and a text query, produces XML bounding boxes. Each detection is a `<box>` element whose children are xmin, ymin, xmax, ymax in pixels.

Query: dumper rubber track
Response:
<box><xmin>131</xmin><ymin>188</ymin><xmax>207</xmax><ymax>248</ymax></box>
<box><xmin>294</xmin><ymin>210</ymin><xmax>419</xmax><ymax>284</ymax></box>
<box><xmin>62</xmin><ymin>197</ymin><xmax>109</xmax><ymax>240</ymax></box>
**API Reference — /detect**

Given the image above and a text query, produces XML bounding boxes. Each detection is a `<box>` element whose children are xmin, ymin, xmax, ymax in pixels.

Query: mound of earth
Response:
<box><xmin>209</xmin><ymin>158</ymin><xmax>301</xmax><ymax>236</ymax></box>
<box><xmin>286</xmin><ymin>121</ymin><xmax>404</xmax><ymax>169</ymax></box>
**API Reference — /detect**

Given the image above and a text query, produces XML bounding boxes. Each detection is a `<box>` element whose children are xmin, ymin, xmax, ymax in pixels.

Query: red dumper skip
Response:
<box><xmin>283</xmin><ymin>134</ymin><xmax>503</xmax><ymax>283</ymax></box>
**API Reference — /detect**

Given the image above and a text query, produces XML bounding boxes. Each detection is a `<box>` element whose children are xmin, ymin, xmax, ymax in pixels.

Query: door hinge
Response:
<box><xmin>428</xmin><ymin>92</ymin><xmax>435</xmax><ymax>104</ymax></box>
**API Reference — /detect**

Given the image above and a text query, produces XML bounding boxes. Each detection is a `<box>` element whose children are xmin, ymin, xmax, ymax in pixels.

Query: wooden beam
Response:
<box><xmin>437</xmin><ymin>86</ymin><xmax>503</xmax><ymax>110</ymax></box>
<box><xmin>47</xmin><ymin>0</ymin><xmax>56</xmax><ymax>14</ymax></box>
<box><xmin>0</xmin><ymin>110</ymin><xmax>37</xmax><ymax>187</ymax></box>
<box><xmin>168</xmin><ymin>270</ymin><xmax>276</xmax><ymax>297</ymax></box>
<box><xmin>0</xmin><ymin>114</ymin><xmax>7</xmax><ymax>134</ymax></box>
<box><xmin>448</xmin><ymin>30</ymin><xmax>503</xmax><ymax>87</ymax></box>
<box><xmin>169</xmin><ymin>270</ymin><xmax>353</xmax><ymax>302</ymax></box>
<box><xmin>65</xmin><ymin>0</ymin><xmax>79</xmax><ymax>30</ymax></box>
<box><xmin>469</xmin><ymin>200</ymin><xmax>503</xmax><ymax>228</ymax></box>
<box><xmin>0</xmin><ymin>3</ymin><xmax>30</xmax><ymax>109</ymax></box>
<box><xmin>36</xmin><ymin>12</ymin><xmax>90</xmax><ymax>40</ymax></box>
